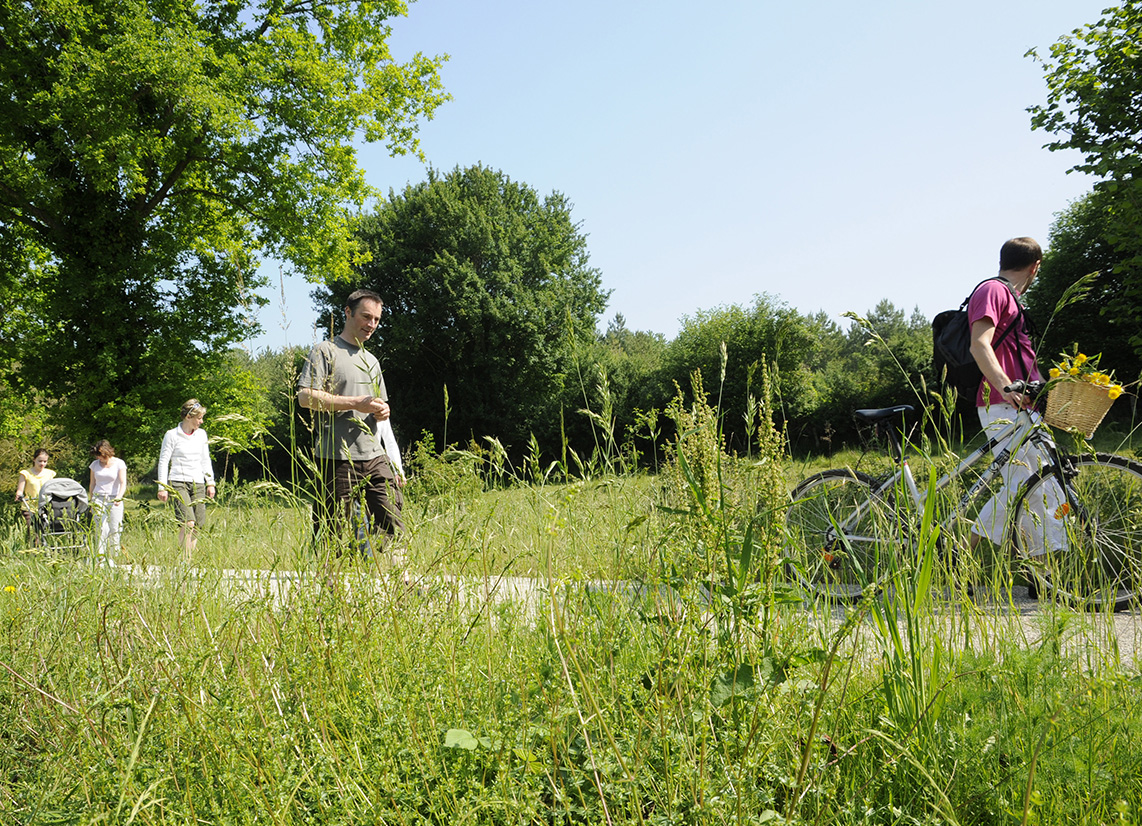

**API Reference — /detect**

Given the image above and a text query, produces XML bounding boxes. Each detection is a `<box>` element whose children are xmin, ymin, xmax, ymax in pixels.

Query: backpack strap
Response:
<box><xmin>962</xmin><ymin>276</ymin><xmax>1022</xmax><ymax>348</ymax></box>
<box><xmin>970</xmin><ymin>276</ymin><xmax>1036</xmax><ymax>386</ymax></box>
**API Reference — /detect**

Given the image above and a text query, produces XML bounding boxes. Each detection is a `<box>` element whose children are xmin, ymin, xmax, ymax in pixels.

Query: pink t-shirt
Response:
<box><xmin>967</xmin><ymin>279</ymin><xmax>1041</xmax><ymax>407</ymax></box>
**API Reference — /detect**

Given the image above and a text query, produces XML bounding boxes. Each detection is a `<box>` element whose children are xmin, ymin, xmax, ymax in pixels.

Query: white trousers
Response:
<box><xmin>974</xmin><ymin>405</ymin><xmax>1066</xmax><ymax>550</ymax></box>
<box><xmin>93</xmin><ymin>496</ymin><xmax>124</xmax><ymax>556</ymax></box>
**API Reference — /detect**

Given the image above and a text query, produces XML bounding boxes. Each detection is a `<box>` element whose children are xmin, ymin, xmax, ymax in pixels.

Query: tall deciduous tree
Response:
<box><xmin>0</xmin><ymin>0</ymin><xmax>446</xmax><ymax>455</ymax></box>
<box><xmin>319</xmin><ymin>165</ymin><xmax>609</xmax><ymax>452</ymax></box>
<box><xmin>1028</xmin><ymin>1</ymin><xmax>1142</xmax><ymax>357</ymax></box>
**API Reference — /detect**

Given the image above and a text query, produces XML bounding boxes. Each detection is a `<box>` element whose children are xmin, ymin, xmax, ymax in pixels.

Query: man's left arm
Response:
<box><xmin>970</xmin><ymin>319</ymin><xmax>1030</xmax><ymax>409</ymax></box>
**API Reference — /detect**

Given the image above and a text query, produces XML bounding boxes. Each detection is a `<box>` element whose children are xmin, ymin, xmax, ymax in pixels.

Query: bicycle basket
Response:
<box><xmin>1043</xmin><ymin>380</ymin><xmax>1116</xmax><ymax>438</ymax></box>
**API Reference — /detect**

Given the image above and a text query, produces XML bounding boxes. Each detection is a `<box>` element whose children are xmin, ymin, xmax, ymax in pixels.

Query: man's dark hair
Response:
<box><xmin>999</xmin><ymin>237</ymin><xmax>1042</xmax><ymax>271</ymax></box>
<box><xmin>346</xmin><ymin>289</ymin><xmax>383</xmax><ymax>314</ymax></box>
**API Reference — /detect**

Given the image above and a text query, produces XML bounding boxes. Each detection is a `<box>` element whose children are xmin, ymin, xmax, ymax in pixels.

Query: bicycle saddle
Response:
<box><xmin>853</xmin><ymin>405</ymin><xmax>914</xmax><ymax>423</ymax></box>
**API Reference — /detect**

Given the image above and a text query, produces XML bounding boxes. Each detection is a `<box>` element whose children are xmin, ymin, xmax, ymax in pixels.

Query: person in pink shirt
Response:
<box><xmin>967</xmin><ymin>237</ymin><xmax>1058</xmax><ymax>552</ymax></box>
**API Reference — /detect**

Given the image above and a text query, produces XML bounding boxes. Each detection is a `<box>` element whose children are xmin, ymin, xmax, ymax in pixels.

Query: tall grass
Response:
<box><xmin>1</xmin><ymin>356</ymin><xmax>1141</xmax><ymax>824</ymax></box>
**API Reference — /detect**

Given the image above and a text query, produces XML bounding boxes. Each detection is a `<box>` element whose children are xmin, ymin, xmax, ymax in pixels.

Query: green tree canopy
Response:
<box><xmin>1029</xmin><ymin>0</ymin><xmax>1142</xmax><ymax>357</ymax></box>
<box><xmin>591</xmin><ymin>313</ymin><xmax>669</xmax><ymax>422</ymax></box>
<box><xmin>0</xmin><ymin>0</ymin><xmax>447</xmax><ymax>455</ymax></box>
<box><xmin>559</xmin><ymin>314</ymin><xmax>669</xmax><ymax>465</ymax></box>
<box><xmin>319</xmin><ymin>164</ymin><xmax>610</xmax><ymax>452</ymax></box>
<box><xmin>1025</xmin><ymin>190</ymin><xmax>1142</xmax><ymax>384</ymax></box>
<box><xmin>792</xmin><ymin>301</ymin><xmax>931</xmax><ymax>450</ymax></box>
<box><xmin>656</xmin><ymin>295</ymin><xmax>821</xmax><ymax>454</ymax></box>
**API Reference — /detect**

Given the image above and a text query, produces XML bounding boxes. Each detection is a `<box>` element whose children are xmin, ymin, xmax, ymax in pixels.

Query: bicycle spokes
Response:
<box><xmin>1014</xmin><ymin>454</ymin><xmax>1142</xmax><ymax>610</ymax></box>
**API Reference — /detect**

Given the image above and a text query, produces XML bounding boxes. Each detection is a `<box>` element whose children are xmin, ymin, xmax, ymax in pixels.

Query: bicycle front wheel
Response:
<box><xmin>785</xmin><ymin>469</ymin><xmax>902</xmax><ymax>602</ymax></box>
<box><xmin>1011</xmin><ymin>453</ymin><xmax>1142</xmax><ymax>611</ymax></box>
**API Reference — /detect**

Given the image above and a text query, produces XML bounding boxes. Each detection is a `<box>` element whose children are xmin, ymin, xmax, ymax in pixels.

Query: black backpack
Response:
<box><xmin>932</xmin><ymin>277</ymin><xmax>1022</xmax><ymax>401</ymax></box>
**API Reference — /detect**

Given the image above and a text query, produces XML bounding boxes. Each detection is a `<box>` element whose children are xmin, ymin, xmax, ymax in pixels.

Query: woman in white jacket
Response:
<box><xmin>157</xmin><ymin>399</ymin><xmax>216</xmax><ymax>558</ymax></box>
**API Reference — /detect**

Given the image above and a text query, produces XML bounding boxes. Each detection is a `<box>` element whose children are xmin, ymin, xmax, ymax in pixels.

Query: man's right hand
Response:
<box><xmin>1002</xmin><ymin>388</ymin><xmax>1030</xmax><ymax>409</ymax></box>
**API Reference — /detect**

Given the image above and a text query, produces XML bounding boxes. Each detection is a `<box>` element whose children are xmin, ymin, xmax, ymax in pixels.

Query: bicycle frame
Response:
<box><xmin>850</xmin><ymin>407</ymin><xmax>1066</xmax><ymax>542</ymax></box>
<box><xmin>791</xmin><ymin>395</ymin><xmax>1142</xmax><ymax>608</ymax></box>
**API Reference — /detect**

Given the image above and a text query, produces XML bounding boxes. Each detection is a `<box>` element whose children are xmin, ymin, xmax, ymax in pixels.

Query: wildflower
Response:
<box><xmin>1051</xmin><ymin>349</ymin><xmax>1127</xmax><ymax>402</ymax></box>
<box><xmin>3</xmin><ymin>585</ymin><xmax>14</xmax><ymax>594</ymax></box>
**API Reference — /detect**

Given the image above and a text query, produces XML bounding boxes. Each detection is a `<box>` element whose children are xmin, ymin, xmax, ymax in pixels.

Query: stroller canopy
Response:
<box><xmin>38</xmin><ymin>478</ymin><xmax>89</xmax><ymax>509</ymax></box>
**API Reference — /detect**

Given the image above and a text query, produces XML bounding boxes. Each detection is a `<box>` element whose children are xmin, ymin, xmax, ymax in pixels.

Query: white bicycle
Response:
<box><xmin>785</xmin><ymin>381</ymin><xmax>1142</xmax><ymax>610</ymax></box>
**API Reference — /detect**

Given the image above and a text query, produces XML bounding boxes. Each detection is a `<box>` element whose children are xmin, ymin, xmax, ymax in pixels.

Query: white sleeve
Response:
<box><xmin>201</xmin><ymin>431</ymin><xmax>215</xmax><ymax>485</ymax></box>
<box><xmin>157</xmin><ymin>430</ymin><xmax>174</xmax><ymax>486</ymax></box>
<box><xmin>375</xmin><ymin>418</ymin><xmax>404</xmax><ymax>478</ymax></box>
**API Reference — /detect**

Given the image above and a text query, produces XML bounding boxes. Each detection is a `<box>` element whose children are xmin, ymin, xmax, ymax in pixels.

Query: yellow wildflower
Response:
<box><xmin>3</xmin><ymin>585</ymin><xmax>14</xmax><ymax>594</ymax></box>
<box><xmin>1052</xmin><ymin>349</ymin><xmax>1125</xmax><ymax>402</ymax></box>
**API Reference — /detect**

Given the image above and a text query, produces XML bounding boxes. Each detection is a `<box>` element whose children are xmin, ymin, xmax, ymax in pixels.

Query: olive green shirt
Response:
<box><xmin>298</xmin><ymin>337</ymin><xmax>389</xmax><ymax>461</ymax></box>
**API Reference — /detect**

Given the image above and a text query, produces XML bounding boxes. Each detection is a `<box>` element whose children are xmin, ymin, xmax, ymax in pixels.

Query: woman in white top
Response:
<box><xmin>88</xmin><ymin>440</ymin><xmax>127</xmax><ymax>557</ymax></box>
<box><xmin>156</xmin><ymin>399</ymin><xmax>216</xmax><ymax>557</ymax></box>
<box><xmin>14</xmin><ymin>448</ymin><xmax>56</xmax><ymax>545</ymax></box>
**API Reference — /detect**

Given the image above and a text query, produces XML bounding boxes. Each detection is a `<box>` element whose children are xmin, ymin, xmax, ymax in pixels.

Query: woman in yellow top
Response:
<box><xmin>14</xmin><ymin>448</ymin><xmax>56</xmax><ymax>544</ymax></box>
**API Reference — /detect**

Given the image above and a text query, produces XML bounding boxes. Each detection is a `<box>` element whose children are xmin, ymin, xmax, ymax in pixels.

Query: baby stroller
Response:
<box><xmin>35</xmin><ymin>478</ymin><xmax>91</xmax><ymax>552</ymax></box>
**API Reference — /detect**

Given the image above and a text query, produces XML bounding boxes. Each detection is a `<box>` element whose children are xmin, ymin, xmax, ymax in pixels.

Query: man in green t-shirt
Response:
<box><xmin>298</xmin><ymin>289</ymin><xmax>404</xmax><ymax>546</ymax></box>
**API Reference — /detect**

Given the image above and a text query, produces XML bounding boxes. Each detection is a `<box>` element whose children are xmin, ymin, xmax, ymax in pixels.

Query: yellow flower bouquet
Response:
<box><xmin>1044</xmin><ymin>350</ymin><xmax>1123</xmax><ymax>437</ymax></box>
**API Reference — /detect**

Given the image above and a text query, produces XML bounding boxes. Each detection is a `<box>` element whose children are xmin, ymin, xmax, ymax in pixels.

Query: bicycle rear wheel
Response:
<box><xmin>1011</xmin><ymin>453</ymin><xmax>1142</xmax><ymax>611</ymax></box>
<box><xmin>785</xmin><ymin>469</ymin><xmax>902</xmax><ymax>602</ymax></box>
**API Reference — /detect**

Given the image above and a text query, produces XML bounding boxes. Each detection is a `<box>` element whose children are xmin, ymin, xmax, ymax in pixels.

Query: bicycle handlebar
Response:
<box><xmin>1003</xmin><ymin>379</ymin><xmax>1047</xmax><ymax>399</ymax></box>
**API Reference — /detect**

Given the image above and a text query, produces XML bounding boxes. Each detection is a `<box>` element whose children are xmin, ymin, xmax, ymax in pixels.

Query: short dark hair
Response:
<box><xmin>346</xmin><ymin>289</ymin><xmax>383</xmax><ymax>314</ymax></box>
<box><xmin>999</xmin><ymin>237</ymin><xmax>1042</xmax><ymax>271</ymax></box>
<box><xmin>33</xmin><ymin>448</ymin><xmax>49</xmax><ymax>461</ymax></box>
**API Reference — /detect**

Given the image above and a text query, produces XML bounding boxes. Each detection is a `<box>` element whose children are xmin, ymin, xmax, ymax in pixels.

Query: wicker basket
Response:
<box><xmin>1043</xmin><ymin>380</ymin><xmax>1116</xmax><ymax>438</ymax></box>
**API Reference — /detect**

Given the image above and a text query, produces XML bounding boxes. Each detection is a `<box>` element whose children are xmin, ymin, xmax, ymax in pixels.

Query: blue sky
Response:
<box><xmin>246</xmin><ymin>0</ymin><xmax>1108</xmax><ymax>351</ymax></box>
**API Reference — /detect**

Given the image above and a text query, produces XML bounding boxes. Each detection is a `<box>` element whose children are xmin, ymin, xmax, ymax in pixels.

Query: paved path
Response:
<box><xmin>103</xmin><ymin>562</ymin><xmax>1142</xmax><ymax>665</ymax></box>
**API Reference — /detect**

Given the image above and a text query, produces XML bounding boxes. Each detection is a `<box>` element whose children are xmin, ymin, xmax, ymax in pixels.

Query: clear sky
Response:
<box><xmin>246</xmin><ymin>0</ymin><xmax>1108</xmax><ymax>351</ymax></box>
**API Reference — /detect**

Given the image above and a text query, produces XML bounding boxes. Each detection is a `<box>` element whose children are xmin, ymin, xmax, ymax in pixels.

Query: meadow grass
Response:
<box><xmin>1</xmin><ymin>416</ymin><xmax>1141</xmax><ymax>824</ymax></box>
